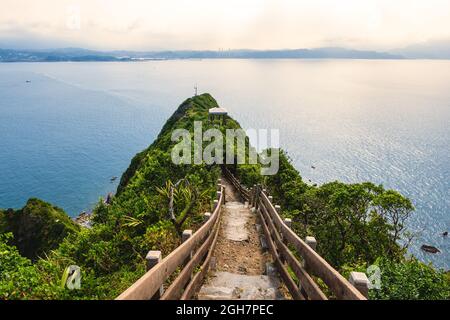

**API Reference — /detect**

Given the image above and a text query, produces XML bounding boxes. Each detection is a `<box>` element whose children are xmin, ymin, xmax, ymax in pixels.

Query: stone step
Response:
<box><xmin>223</xmin><ymin>201</ymin><xmax>251</xmax><ymax>242</ymax></box>
<box><xmin>198</xmin><ymin>272</ymin><xmax>284</xmax><ymax>300</ymax></box>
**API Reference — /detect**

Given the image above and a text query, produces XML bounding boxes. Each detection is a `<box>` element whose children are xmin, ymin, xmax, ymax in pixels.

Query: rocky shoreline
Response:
<box><xmin>73</xmin><ymin>211</ymin><xmax>92</xmax><ymax>228</ymax></box>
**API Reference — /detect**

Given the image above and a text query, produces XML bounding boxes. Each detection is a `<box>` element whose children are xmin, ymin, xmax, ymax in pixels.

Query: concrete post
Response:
<box><xmin>349</xmin><ymin>272</ymin><xmax>370</xmax><ymax>299</ymax></box>
<box><xmin>282</xmin><ymin>218</ymin><xmax>292</xmax><ymax>247</ymax></box>
<box><xmin>146</xmin><ymin>250</ymin><xmax>162</xmax><ymax>271</ymax></box>
<box><xmin>250</xmin><ymin>185</ymin><xmax>256</xmax><ymax>206</ymax></box>
<box><xmin>283</xmin><ymin>218</ymin><xmax>292</xmax><ymax>229</ymax></box>
<box><xmin>251</xmin><ymin>186</ymin><xmax>255</xmax><ymax>208</ymax></box>
<box><xmin>256</xmin><ymin>185</ymin><xmax>261</xmax><ymax>210</ymax></box>
<box><xmin>275</xmin><ymin>205</ymin><xmax>281</xmax><ymax>215</ymax></box>
<box><xmin>305</xmin><ymin>236</ymin><xmax>317</xmax><ymax>251</ymax></box>
<box><xmin>222</xmin><ymin>186</ymin><xmax>226</xmax><ymax>204</ymax></box>
<box><xmin>204</xmin><ymin>212</ymin><xmax>211</xmax><ymax>222</ymax></box>
<box><xmin>217</xmin><ymin>191</ymin><xmax>222</xmax><ymax>199</ymax></box>
<box><xmin>217</xmin><ymin>183</ymin><xmax>222</xmax><ymax>190</ymax></box>
<box><xmin>146</xmin><ymin>250</ymin><xmax>164</xmax><ymax>299</ymax></box>
<box><xmin>304</xmin><ymin>236</ymin><xmax>317</xmax><ymax>274</ymax></box>
<box><xmin>182</xmin><ymin>229</ymin><xmax>193</xmax><ymax>243</ymax></box>
<box><xmin>268</xmin><ymin>195</ymin><xmax>273</xmax><ymax>203</ymax></box>
<box><xmin>213</xmin><ymin>199</ymin><xmax>219</xmax><ymax>210</ymax></box>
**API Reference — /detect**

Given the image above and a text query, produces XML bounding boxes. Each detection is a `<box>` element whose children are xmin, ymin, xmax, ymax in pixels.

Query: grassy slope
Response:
<box><xmin>0</xmin><ymin>198</ymin><xmax>80</xmax><ymax>260</ymax></box>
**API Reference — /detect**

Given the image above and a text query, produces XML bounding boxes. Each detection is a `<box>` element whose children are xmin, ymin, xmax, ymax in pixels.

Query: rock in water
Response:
<box><xmin>74</xmin><ymin>211</ymin><xmax>92</xmax><ymax>228</ymax></box>
<box><xmin>421</xmin><ymin>245</ymin><xmax>441</xmax><ymax>254</ymax></box>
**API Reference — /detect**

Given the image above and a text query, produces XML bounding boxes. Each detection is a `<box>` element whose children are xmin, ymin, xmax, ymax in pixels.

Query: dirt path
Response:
<box><xmin>197</xmin><ymin>176</ymin><xmax>284</xmax><ymax>300</ymax></box>
<box><xmin>213</xmin><ymin>177</ymin><xmax>266</xmax><ymax>275</ymax></box>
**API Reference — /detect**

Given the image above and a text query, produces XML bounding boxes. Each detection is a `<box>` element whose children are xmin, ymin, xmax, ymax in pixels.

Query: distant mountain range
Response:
<box><xmin>1</xmin><ymin>44</ymin><xmax>450</xmax><ymax>62</ymax></box>
<box><xmin>392</xmin><ymin>40</ymin><xmax>450</xmax><ymax>59</ymax></box>
<box><xmin>3</xmin><ymin>41</ymin><xmax>450</xmax><ymax>62</ymax></box>
<box><xmin>0</xmin><ymin>47</ymin><xmax>405</xmax><ymax>62</ymax></box>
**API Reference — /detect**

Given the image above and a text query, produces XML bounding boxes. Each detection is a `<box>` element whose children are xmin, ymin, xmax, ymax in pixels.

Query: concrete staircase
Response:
<box><xmin>197</xmin><ymin>197</ymin><xmax>284</xmax><ymax>300</ymax></box>
<box><xmin>198</xmin><ymin>271</ymin><xmax>283</xmax><ymax>300</ymax></box>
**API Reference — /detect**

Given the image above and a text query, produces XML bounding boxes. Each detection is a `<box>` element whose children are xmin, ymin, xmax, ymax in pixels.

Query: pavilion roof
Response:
<box><xmin>208</xmin><ymin>107</ymin><xmax>228</xmax><ymax>115</ymax></box>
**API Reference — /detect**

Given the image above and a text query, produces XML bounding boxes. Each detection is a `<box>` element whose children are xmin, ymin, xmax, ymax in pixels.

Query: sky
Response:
<box><xmin>1</xmin><ymin>0</ymin><xmax>450</xmax><ymax>51</ymax></box>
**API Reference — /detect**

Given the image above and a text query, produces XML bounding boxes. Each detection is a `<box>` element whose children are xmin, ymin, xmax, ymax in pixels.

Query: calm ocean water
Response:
<box><xmin>0</xmin><ymin>60</ymin><xmax>449</xmax><ymax>269</ymax></box>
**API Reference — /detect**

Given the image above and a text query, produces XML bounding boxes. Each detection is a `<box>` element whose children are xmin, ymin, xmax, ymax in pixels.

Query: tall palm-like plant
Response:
<box><xmin>157</xmin><ymin>179</ymin><xmax>209</xmax><ymax>234</ymax></box>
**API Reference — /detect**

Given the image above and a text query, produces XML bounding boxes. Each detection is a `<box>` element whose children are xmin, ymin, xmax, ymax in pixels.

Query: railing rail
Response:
<box><xmin>223</xmin><ymin>167</ymin><xmax>366</xmax><ymax>300</ymax></box>
<box><xmin>117</xmin><ymin>168</ymin><xmax>367</xmax><ymax>301</ymax></box>
<box><xmin>223</xmin><ymin>168</ymin><xmax>250</xmax><ymax>201</ymax></box>
<box><xmin>116</xmin><ymin>181</ymin><xmax>225</xmax><ymax>300</ymax></box>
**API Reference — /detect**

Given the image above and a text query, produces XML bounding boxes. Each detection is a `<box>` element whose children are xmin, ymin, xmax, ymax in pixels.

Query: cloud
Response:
<box><xmin>0</xmin><ymin>0</ymin><xmax>450</xmax><ymax>50</ymax></box>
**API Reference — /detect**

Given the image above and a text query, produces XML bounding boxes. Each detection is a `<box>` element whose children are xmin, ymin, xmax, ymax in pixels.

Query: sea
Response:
<box><xmin>0</xmin><ymin>59</ymin><xmax>449</xmax><ymax>269</ymax></box>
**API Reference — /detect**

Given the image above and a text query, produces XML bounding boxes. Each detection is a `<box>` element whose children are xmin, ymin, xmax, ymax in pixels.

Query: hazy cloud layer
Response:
<box><xmin>1</xmin><ymin>0</ymin><xmax>450</xmax><ymax>50</ymax></box>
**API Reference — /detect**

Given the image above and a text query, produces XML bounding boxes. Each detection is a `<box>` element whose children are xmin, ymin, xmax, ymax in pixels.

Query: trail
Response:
<box><xmin>197</xmin><ymin>177</ymin><xmax>285</xmax><ymax>300</ymax></box>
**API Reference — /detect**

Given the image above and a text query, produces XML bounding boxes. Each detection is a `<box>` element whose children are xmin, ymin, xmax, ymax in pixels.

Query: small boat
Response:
<box><xmin>421</xmin><ymin>245</ymin><xmax>440</xmax><ymax>254</ymax></box>
<box><xmin>110</xmin><ymin>176</ymin><xmax>118</xmax><ymax>182</ymax></box>
<box><xmin>311</xmin><ymin>166</ymin><xmax>316</xmax><ymax>169</ymax></box>
<box><xmin>26</xmin><ymin>80</ymin><xmax>31</xmax><ymax>83</ymax></box>
<box><xmin>443</xmin><ymin>231</ymin><xmax>448</xmax><ymax>237</ymax></box>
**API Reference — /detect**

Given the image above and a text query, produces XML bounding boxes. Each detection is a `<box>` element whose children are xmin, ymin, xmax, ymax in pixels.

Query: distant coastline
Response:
<box><xmin>0</xmin><ymin>47</ymin><xmax>406</xmax><ymax>62</ymax></box>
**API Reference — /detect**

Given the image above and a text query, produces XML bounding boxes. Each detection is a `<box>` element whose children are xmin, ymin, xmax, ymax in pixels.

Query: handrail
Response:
<box><xmin>116</xmin><ymin>184</ymin><xmax>224</xmax><ymax>300</ymax></box>
<box><xmin>258</xmin><ymin>200</ymin><xmax>327</xmax><ymax>300</ymax></box>
<box><xmin>224</xmin><ymin>167</ymin><xmax>366</xmax><ymax>300</ymax></box>
<box><xmin>259</xmin><ymin>192</ymin><xmax>365</xmax><ymax>300</ymax></box>
<box><xmin>223</xmin><ymin>168</ymin><xmax>250</xmax><ymax>201</ymax></box>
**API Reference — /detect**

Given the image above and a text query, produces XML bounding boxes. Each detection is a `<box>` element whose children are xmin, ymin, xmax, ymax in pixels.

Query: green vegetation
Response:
<box><xmin>0</xmin><ymin>93</ymin><xmax>448</xmax><ymax>300</ymax></box>
<box><xmin>0</xmin><ymin>199</ymin><xmax>80</xmax><ymax>260</ymax></box>
<box><xmin>0</xmin><ymin>94</ymin><xmax>243</xmax><ymax>299</ymax></box>
<box><xmin>234</xmin><ymin>150</ymin><xmax>450</xmax><ymax>300</ymax></box>
<box><xmin>370</xmin><ymin>257</ymin><xmax>450</xmax><ymax>300</ymax></box>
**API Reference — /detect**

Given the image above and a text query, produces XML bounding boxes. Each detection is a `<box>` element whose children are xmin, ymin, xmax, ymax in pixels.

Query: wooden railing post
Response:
<box><xmin>146</xmin><ymin>250</ymin><xmax>163</xmax><ymax>299</ymax></box>
<box><xmin>349</xmin><ymin>272</ymin><xmax>370</xmax><ymax>299</ymax></box>
<box><xmin>213</xmin><ymin>199</ymin><xmax>219</xmax><ymax>210</ymax></box>
<box><xmin>204</xmin><ymin>212</ymin><xmax>211</xmax><ymax>221</ymax></box>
